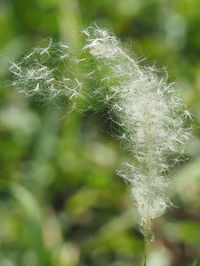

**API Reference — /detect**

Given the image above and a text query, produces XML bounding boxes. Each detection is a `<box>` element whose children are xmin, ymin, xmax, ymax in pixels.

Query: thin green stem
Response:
<box><xmin>144</xmin><ymin>235</ymin><xmax>148</xmax><ymax>266</ymax></box>
<box><xmin>143</xmin><ymin>218</ymin><xmax>152</xmax><ymax>266</ymax></box>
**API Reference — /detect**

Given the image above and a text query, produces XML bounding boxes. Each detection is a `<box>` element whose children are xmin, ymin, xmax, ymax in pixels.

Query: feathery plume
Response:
<box><xmin>10</xmin><ymin>27</ymin><xmax>191</xmax><ymax>244</ymax></box>
<box><xmin>83</xmin><ymin>26</ymin><xmax>191</xmax><ymax>240</ymax></box>
<box><xmin>10</xmin><ymin>39</ymin><xmax>84</xmax><ymax>107</ymax></box>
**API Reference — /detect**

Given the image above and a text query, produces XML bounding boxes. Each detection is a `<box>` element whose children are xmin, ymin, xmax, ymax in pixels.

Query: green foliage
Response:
<box><xmin>0</xmin><ymin>0</ymin><xmax>200</xmax><ymax>265</ymax></box>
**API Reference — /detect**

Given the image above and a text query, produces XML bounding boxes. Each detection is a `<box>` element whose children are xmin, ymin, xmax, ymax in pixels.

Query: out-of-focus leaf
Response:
<box><xmin>11</xmin><ymin>183</ymin><xmax>52</xmax><ymax>266</ymax></box>
<box><xmin>196</xmin><ymin>258</ymin><xmax>200</xmax><ymax>266</ymax></box>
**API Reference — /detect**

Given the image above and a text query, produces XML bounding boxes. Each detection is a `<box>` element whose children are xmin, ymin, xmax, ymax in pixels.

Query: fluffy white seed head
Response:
<box><xmin>10</xmin><ymin>27</ymin><xmax>191</xmax><ymax>235</ymax></box>
<box><xmin>84</xmin><ymin>26</ymin><xmax>191</xmax><ymax>232</ymax></box>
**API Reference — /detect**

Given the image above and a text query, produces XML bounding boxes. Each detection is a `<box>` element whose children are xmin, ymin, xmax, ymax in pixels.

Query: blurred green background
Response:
<box><xmin>0</xmin><ymin>0</ymin><xmax>200</xmax><ymax>265</ymax></box>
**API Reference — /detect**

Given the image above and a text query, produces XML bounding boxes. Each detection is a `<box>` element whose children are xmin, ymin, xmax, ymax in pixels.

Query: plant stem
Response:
<box><xmin>144</xmin><ymin>236</ymin><xmax>148</xmax><ymax>266</ymax></box>
<box><xmin>143</xmin><ymin>217</ymin><xmax>151</xmax><ymax>266</ymax></box>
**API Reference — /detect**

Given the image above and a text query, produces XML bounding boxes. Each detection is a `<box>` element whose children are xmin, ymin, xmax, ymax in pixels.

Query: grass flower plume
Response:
<box><xmin>83</xmin><ymin>27</ymin><xmax>191</xmax><ymax>239</ymax></box>
<box><xmin>10</xmin><ymin>26</ymin><xmax>191</xmax><ymax>250</ymax></box>
<box><xmin>10</xmin><ymin>39</ymin><xmax>83</xmax><ymax>107</ymax></box>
